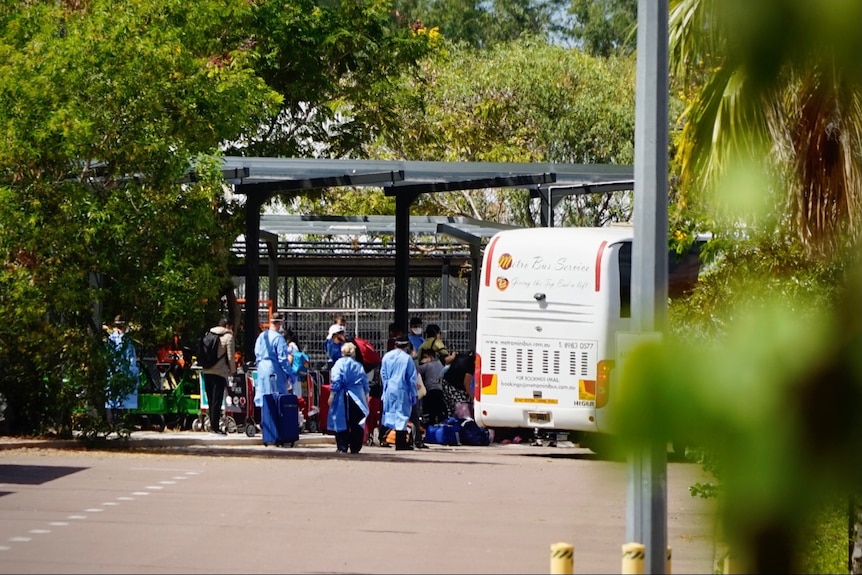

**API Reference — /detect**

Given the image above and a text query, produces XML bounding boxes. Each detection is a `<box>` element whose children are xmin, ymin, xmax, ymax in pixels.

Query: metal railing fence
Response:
<box><xmin>271</xmin><ymin>308</ymin><xmax>472</xmax><ymax>368</ymax></box>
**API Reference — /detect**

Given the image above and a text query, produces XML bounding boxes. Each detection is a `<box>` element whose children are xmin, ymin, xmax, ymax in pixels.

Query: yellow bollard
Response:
<box><xmin>666</xmin><ymin>546</ymin><xmax>672</xmax><ymax>574</ymax></box>
<box><xmin>550</xmin><ymin>542</ymin><xmax>574</xmax><ymax>574</ymax></box>
<box><xmin>621</xmin><ymin>542</ymin><xmax>646</xmax><ymax>574</ymax></box>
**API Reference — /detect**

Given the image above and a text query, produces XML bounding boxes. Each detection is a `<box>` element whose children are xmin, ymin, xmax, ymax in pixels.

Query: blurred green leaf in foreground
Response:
<box><xmin>612</xmin><ymin>220</ymin><xmax>861</xmax><ymax>574</ymax></box>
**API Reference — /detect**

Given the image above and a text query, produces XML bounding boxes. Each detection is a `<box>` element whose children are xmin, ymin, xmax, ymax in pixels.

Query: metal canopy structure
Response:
<box><xmin>220</xmin><ymin>156</ymin><xmax>634</xmax><ymax>361</ymax></box>
<box><xmin>529</xmin><ymin>180</ymin><xmax>635</xmax><ymax>226</ymax></box>
<box><xmin>220</xmin><ymin>157</ymin><xmax>632</xmax><ymax>193</ymax></box>
<box><xmin>257</xmin><ymin>214</ymin><xmax>517</xmax><ymax>238</ymax></box>
<box><xmin>240</xmin><ymin>214</ymin><xmax>517</xmax><ymax>349</ymax></box>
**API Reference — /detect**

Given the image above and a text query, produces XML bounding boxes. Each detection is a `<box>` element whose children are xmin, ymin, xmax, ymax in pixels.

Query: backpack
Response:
<box><xmin>291</xmin><ymin>350</ymin><xmax>310</xmax><ymax>379</ymax></box>
<box><xmin>457</xmin><ymin>417</ymin><xmax>491</xmax><ymax>446</ymax></box>
<box><xmin>351</xmin><ymin>337</ymin><xmax>381</xmax><ymax>371</ymax></box>
<box><xmin>197</xmin><ymin>330</ymin><xmax>224</xmax><ymax>369</ymax></box>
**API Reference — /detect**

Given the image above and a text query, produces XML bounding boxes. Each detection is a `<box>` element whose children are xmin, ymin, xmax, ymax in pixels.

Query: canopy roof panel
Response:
<box><xmin>218</xmin><ymin>156</ymin><xmax>634</xmax><ymax>196</ymax></box>
<box><xmin>258</xmin><ymin>214</ymin><xmax>517</xmax><ymax>240</ymax></box>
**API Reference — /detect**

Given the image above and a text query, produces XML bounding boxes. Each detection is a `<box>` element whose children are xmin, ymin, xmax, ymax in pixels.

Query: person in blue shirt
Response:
<box><xmin>324</xmin><ymin>323</ymin><xmax>347</xmax><ymax>369</ymax></box>
<box><xmin>105</xmin><ymin>314</ymin><xmax>140</xmax><ymax>417</ymax></box>
<box><xmin>322</xmin><ymin>315</ymin><xmax>346</xmax><ymax>361</ymax></box>
<box><xmin>253</xmin><ymin>313</ymin><xmax>291</xmax><ymax>408</ymax></box>
<box><xmin>380</xmin><ymin>333</ymin><xmax>418</xmax><ymax>451</ymax></box>
<box><xmin>327</xmin><ymin>342</ymin><xmax>370</xmax><ymax>454</ymax></box>
<box><xmin>407</xmin><ymin>316</ymin><xmax>424</xmax><ymax>356</ymax></box>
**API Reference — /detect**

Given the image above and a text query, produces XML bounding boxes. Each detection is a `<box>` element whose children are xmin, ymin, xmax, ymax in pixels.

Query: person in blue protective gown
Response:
<box><xmin>105</xmin><ymin>314</ymin><xmax>140</xmax><ymax>416</ymax></box>
<box><xmin>380</xmin><ymin>333</ymin><xmax>418</xmax><ymax>451</ymax></box>
<box><xmin>253</xmin><ymin>313</ymin><xmax>291</xmax><ymax>407</ymax></box>
<box><xmin>327</xmin><ymin>342</ymin><xmax>370</xmax><ymax>454</ymax></box>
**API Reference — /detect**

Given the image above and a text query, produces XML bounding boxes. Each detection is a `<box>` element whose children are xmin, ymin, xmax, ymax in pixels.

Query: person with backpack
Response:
<box><xmin>201</xmin><ymin>318</ymin><xmax>237</xmax><ymax>435</ymax></box>
<box><xmin>253</xmin><ymin>313</ymin><xmax>291</xmax><ymax>409</ymax></box>
<box><xmin>417</xmin><ymin>324</ymin><xmax>456</xmax><ymax>367</ymax></box>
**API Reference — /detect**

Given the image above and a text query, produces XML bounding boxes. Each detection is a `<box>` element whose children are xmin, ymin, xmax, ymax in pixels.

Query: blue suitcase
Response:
<box><xmin>261</xmin><ymin>393</ymin><xmax>300</xmax><ymax>447</ymax></box>
<box><xmin>424</xmin><ymin>421</ymin><xmax>461</xmax><ymax>446</ymax></box>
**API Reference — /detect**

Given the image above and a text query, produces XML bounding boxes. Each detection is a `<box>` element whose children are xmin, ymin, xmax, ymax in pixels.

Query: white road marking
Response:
<box><xmin>4</xmin><ymin>470</ymin><xmax>202</xmax><ymax>555</ymax></box>
<box><xmin>130</xmin><ymin>467</ymin><xmax>201</xmax><ymax>473</ymax></box>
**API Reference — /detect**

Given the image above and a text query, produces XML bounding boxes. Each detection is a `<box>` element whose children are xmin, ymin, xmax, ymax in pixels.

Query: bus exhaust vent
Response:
<box><xmin>484</xmin><ymin>339</ymin><xmax>598</xmax><ymax>381</ymax></box>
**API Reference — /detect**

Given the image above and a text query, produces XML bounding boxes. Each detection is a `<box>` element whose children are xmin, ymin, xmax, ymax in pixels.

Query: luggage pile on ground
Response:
<box><xmin>423</xmin><ymin>416</ymin><xmax>492</xmax><ymax>446</ymax></box>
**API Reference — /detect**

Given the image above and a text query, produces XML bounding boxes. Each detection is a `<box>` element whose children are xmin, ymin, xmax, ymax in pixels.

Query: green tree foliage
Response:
<box><xmin>302</xmin><ymin>38</ymin><xmax>636</xmax><ymax>226</ymax></box>
<box><xmin>232</xmin><ymin>0</ymin><xmax>438</xmax><ymax>158</ymax></box>
<box><xmin>613</xmin><ymin>2</ymin><xmax>862</xmax><ymax>572</ymax></box>
<box><xmin>398</xmin><ymin>38</ymin><xmax>635</xmax><ymax>226</ymax></box>
<box><xmin>669</xmin><ymin>0</ymin><xmax>862</xmax><ymax>258</ymax></box>
<box><xmin>0</xmin><ymin>0</ymin><xmax>272</xmax><ymax>435</ymax></box>
<box><xmin>621</xmin><ymin>239</ymin><xmax>860</xmax><ymax>574</ymax></box>
<box><xmin>393</xmin><ymin>0</ymin><xmax>567</xmax><ymax>49</ymax></box>
<box><xmin>568</xmin><ymin>0</ymin><xmax>637</xmax><ymax>57</ymax></box>
<box><xmin>0</xmin><ymin>0</ymin><xmax>434</xmax><ymax>436</ymax></box>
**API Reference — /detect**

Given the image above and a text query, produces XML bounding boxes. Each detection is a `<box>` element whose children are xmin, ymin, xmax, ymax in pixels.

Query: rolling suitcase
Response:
<box><xmin>364</xmin><ymin>395</ymin><xmax>383</xmax><ymax>445</ymax></box>
<box><xmin>261</xmin><ymin>392</ymin><xmax>300</xmax><ymax>447</ymax></box>
<box><xmin>318</xmin><ymin>383</ymin><xmax>332</xmax><ymax>434</ymax></box>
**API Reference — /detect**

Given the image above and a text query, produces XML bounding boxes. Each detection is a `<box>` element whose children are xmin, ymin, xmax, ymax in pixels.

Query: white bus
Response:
<box><xmin>473</xmin><ymin>226</ymin><xmax>635</xmax><ymax>452</ymax></box>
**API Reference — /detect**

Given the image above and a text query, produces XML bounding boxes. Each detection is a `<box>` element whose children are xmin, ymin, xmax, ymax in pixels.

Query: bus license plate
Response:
<box><xmin>528</xmin><ymin>412</ymin><xmax>550</xmax><ymax>424</ymax></box>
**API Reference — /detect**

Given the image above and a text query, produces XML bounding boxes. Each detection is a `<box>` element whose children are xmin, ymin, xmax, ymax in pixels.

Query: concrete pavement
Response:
<box><xmin>0</xmin><ymin>431</ymin><xmax>719</xmax><ymax>574</ymax></box>
<box><xmin>0</xmin><ymin>428</ymin><xmax>336</xmax><ymax>451</ymax></box>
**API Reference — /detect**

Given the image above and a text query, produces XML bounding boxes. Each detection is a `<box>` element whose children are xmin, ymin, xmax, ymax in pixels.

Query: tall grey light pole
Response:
<box><xmin>627</xmin><ymin>0</ymin><xmax>669</xmax><ymax>573</ymax></box>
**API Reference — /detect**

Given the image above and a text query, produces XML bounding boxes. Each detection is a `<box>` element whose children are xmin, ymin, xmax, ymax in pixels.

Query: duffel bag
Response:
<box><xmin>424</xmin><ymin>422</ymin><xmax>460</xmax><ymax>446</ymax></box>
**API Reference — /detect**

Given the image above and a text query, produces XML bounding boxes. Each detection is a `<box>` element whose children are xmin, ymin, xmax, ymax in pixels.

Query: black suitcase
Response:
<box><xmin>261</xmin><ymin>392</ymin><xmax>300</xmax><ymax>447</ymax></box>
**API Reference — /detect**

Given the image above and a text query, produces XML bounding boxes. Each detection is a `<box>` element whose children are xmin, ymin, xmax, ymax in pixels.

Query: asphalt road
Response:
<box><xmin>0</xmin><ymin>441</ymin><xmax>718</xmax><ymax>574</ymax></box>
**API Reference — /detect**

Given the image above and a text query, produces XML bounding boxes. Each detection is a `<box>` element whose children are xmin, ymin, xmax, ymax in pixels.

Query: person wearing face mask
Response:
<box><xmin>325</xmin><ymin>324</ymin><xmax>347</xmax><ymax>369</ymax></box>
<box><xmin>253</xmin><ymin>313</ymin><xmax>291</xmax><ymax>409</ymax></box>
<box><xmin>408</xmin><ymin>317</ymin><xmax>424</xmax><ymax>355</ymax></box>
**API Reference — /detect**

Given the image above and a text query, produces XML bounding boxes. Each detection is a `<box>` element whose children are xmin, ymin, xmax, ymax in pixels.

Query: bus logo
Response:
<box><xmin>498</xmin><ymin>253</ymin><xmax>513</xmax><ymax>269</ymax></box>
<box><xmin>496</xmin><ymin>277</ymin><xmax>509</xmax><ymax>291</ymax></box>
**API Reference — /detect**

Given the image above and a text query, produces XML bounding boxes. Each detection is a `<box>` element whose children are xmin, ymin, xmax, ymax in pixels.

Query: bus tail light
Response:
<box><xmin>596</xmin><ymin>359</ymin><xmax>614</xmax><ymax>408</ymax></box>
<box><xmin>473</xmin><ymin>353</ymin><xmax>482</xmax><ymax>402</ymax></box>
